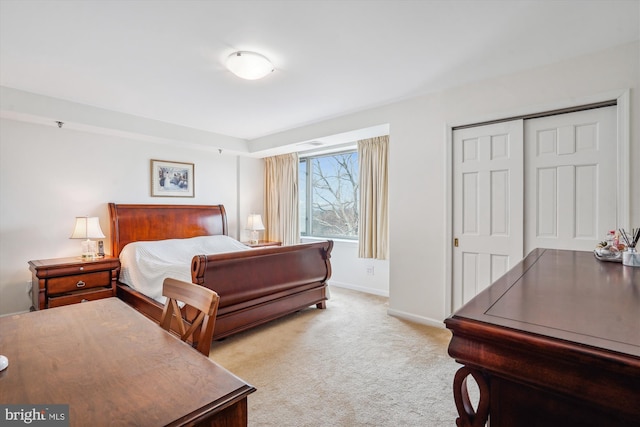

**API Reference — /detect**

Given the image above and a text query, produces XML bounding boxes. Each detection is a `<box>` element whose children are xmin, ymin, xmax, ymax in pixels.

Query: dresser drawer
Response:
<box><xmin>48</xmin><ymin>288</ymin><xmax>114</xmax><ymax>308</ymax></box>
<box><xmin>47</xmin><ymin>271</ymin><xmax>111</xmax><ymax>294</ymax></box>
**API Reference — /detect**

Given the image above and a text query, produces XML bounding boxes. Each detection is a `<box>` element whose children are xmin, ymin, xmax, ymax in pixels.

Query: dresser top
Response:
<box><xmin>448</xmin><ymin>248</ymin><xmax>640</xmax><ymax>357</ymax></box>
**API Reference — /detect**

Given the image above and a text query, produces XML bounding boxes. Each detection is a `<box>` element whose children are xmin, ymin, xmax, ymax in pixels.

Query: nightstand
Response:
<box><xmin>28</xmin><ymin>256</ymin><xmax>120</xmax><ymax>310</ymax></box>
<box><xmin>243</xmin><ymin>240</ymin><xmax>282</xmax><ymax>248</ymax></box>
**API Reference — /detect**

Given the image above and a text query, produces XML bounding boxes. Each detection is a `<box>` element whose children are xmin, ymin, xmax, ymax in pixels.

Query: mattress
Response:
<box><xmin>118</xmin><ymin>235</ymin><xmax>250</xmax><ymax>304</ymax></box>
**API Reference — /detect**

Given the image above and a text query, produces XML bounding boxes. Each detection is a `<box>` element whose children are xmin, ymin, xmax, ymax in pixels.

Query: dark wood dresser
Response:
<box><xmin>29</xmin><ymin>256</ymin><xmax>120</xmax><ymax>310</ymax></box>
<box><xmin>445</xmin><ymin>248</ymin><xmax>639</xmax><ymax>427</ymax></box>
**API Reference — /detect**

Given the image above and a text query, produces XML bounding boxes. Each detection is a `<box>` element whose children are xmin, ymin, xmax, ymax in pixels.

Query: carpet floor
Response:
<box><xmin>209</xmin><ymin>286</ymin><xmax>462</xmax><ymax>426</ymax></box>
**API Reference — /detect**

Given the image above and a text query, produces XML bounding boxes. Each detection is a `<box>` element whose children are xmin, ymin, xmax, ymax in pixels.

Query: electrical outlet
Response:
<box><xmin>366</xmin><ymin>266</ymin><xmax>375</xmax><ymax>276</ymax></box>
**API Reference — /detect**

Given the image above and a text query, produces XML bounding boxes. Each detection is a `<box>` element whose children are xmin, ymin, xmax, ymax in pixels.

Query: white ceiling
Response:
<box><xmin>1</xmin><ymin>0</ymin><xmax>638</xmax><ymax>142</ymax></box>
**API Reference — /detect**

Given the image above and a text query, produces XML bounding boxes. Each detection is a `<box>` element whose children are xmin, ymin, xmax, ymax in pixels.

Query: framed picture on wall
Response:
<box><xmin>150</xmin><ymin>159</ymin><xmax>195</xmax><ymax>197</ymax></box>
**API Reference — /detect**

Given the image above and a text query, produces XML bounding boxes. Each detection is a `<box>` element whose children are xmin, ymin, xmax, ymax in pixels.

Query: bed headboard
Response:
<box><xmin>108</xmin><ymin>203</ymin><xmax>228</xmax><ymax>256</ymax></box>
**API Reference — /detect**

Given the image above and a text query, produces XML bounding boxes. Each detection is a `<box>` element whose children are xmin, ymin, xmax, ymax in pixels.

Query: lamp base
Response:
<box><xmin>81</xmin><ymin>240</ymin><xmax>98</xmax><ymax>259</ymax></box>
<box><xmin>250</xmin><ymin>230</ymin><xmax>259</xmax><ymax>245</ymax></box>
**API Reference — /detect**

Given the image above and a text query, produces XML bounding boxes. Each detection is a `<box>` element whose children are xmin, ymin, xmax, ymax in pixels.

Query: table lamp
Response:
<box><xmin>70</xmin><ymin>216</ymin><xmax>106</xmax><ymax>258</ymax></box>
<box><xmin>246</xmin><ymin>214</ymin><xmax>265</xmax><ymax>245</ymax></box>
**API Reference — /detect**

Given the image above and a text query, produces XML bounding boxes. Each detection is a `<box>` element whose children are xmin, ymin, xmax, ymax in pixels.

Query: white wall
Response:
<box><xmin>251</xmin><ymin>41</ymin><xmax>640</xmax><ymax>327</ymax></box>
<box><xmin>237</xmin><ymin>156</ymin><xmax>265</xmax><ymax>242</ymax></box>
<box><xmin>0</xmin><ymin>119</ymin><xmax>256</xmax><ymax>315</ymax></box>
<box><xmin>302</xmin><ymin>237</ymin><xmax>390</xmax><ymax>297</ymax></box>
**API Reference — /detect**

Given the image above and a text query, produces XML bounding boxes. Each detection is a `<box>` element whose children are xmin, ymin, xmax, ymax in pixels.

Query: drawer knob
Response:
<box><xmin>80</xmin><ymin>299</ymin><xmax>89</xmax><ymax>303</ymax></box>
<box><xmin>76</xmin><ymin>281</ymin><xmax>86</xmax><ymax>288</ymax></box>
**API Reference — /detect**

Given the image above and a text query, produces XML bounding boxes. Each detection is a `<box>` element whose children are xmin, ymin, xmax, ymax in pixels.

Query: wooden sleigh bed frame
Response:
<box><xmin>108</xmin><ymin>203</ymin><xmax>333</xmax><ymax>340</ymax></box>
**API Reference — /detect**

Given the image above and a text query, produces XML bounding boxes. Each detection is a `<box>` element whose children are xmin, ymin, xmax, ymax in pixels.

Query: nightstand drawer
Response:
<box><xmin>47</xmin><ymin>271</ymin><xmax>111</xmax><ymax>294</ymax></box>
<box><xmin>48</xmin><ymin>289</ymin><xmax>114</xmax><ymax>308</ymax></box>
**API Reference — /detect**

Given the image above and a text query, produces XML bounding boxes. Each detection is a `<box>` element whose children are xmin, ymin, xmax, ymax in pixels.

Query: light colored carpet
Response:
<box><xmin>209</xmin><ymin>286</ymin><xmax>461</xmax><ymax>426</ymax></box>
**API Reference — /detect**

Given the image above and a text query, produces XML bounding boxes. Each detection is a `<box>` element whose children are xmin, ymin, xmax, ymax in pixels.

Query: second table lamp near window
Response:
<box><xmin>246</xmin><ymin>214</ymin><xmax>265</xmax><ymax>245</ymax></box>
<box><xmin>70</xmin><ymin>216</ymin><xmax>106</xmax><ymax>258</ymax></box>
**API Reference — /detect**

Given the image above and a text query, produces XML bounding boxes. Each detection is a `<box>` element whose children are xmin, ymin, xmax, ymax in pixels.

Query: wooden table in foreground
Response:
<box><xmin>445</xmin><ymin>249</ymin><xmax>640</xmax><ymax>427</ymax></box>
<box><xmin>0</xmin><ymin>298</ymin><xmax>255</xmax><ymax>426</ymax></box>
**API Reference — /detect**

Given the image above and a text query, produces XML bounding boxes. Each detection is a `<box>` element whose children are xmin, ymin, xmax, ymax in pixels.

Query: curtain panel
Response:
<box><xmin>358</xmin><ymin>135</ymin><xmax>389</xmax><ymax>260</ymax></box>
<box><xmin>264</xmin><ymin>153</ymin><xmax>300</xmax><ymax>245</ymax></box>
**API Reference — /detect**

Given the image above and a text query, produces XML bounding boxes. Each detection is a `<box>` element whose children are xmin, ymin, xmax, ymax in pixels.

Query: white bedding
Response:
<box><xmin>119</xmin><ymin>235</ymin><xmax>250</xmax><ymax>304</ymax></box>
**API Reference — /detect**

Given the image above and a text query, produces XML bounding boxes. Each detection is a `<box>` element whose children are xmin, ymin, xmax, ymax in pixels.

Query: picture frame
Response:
<box><xmin>150</xmin><ymin>159</ymin><xmax>195</xmax><ymax>197</ymax></box>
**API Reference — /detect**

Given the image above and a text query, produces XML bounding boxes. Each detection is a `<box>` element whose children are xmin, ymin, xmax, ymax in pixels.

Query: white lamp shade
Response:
<box><xmin>246</xmin><ymin>214</ymin><xmax>265</xmax><ymax>231</ymax></box>
<box><xmin>226</xmin><ymin>51</ymin><xmax>274</xmax><ymax>80</ymax></box>
<box><xmin>70</xmin><ymin>217</ymin><xmax>106</xmax><ymax>239</ymax></box>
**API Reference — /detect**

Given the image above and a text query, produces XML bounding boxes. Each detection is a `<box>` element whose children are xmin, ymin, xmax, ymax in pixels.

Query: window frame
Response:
<box><xmin>299</xmin><ymin>149</ymin><xmax>359</xmax><ymax>240</ymax></box>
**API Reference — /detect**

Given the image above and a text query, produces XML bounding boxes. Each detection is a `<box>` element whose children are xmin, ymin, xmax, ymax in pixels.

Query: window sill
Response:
<box><xmin>301</xmin><ymin>236</ymin><xmax>358</xmax><ymax>245</ymax></box>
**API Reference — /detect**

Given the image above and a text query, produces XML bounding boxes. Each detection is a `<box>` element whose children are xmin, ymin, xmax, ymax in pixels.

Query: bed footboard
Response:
<box><xmin>191</xmin><ymin>240</ymin><xmax>333</xmax><ymax>339</ymax></box>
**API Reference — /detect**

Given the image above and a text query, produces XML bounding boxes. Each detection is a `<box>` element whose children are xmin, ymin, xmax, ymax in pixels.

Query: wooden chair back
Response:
<box><xmin>160</xmin><ymin>277</ymin><xmax>219</xmax><ymax>356</ymax></box>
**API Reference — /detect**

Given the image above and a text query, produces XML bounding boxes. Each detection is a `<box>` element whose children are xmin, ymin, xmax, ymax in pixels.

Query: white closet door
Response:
<box><xmin>524</xmin><ymin>106</ymin><xmax>617</xmax><ymax>253</ymax></box>
<box><xmin>452</xmin><ymin>120</ymin><xmax>524</xmax><ymax>310</ymax></box>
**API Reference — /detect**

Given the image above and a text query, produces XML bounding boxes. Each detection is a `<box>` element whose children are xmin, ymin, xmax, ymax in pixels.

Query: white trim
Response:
<box><xmin>297</xmin><ymin>142</ymin><xmax>357</xmax><ymax>157</ymax></box>
<box><xmin>616</xmin><ymin>90</ymin><xmax>631</xmax><ymax>228</ymax></box>
<box><xmin>445</xmin><ymin>89</ymin><xmax>632</xmax><ymax>317</ymax></box>
<box><xmin>387</xmin><ymin>308</ymin><xmax>447</xmax><ymax>329</ymax></box>
<box><xmin>444</xmin><ymin>123</ymin><xmax>454</xmax><ymax>321</ymax></box>
<box><xmin>446</xmin><ymin>88</ymin><xmax>629</xmax><ymax>129</ymax></box>
<box><xmin>301</xmin><ymin>236</ymin><xmax>358</xmax><ymax>245</ymax></box>
<box><xmin>329</xmin><ymin>281</ymin><xmax>389</xmax><ymax>298</ymax></box>
<box><xmin>0</xmin><ymin>309</ymin><xmax>30</xmax><ymax>317</ymax></box>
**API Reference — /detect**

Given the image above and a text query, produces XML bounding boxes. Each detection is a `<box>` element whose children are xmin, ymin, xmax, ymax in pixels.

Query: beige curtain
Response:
<box><xmin>264</xmin><ymin>153</ymin><xmax>300</xmax><ymax>245</ymax></box>
<box><xmin>358</xmin><ymin>135</ymin><xmax>389</xmax><ymax>260</ymax></box>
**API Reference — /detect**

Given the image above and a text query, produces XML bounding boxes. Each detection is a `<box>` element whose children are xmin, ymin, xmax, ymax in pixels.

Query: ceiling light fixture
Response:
<box><xmin>226</xmin><ymin>51</ymin><xmax>274</xmax><ymax>80</ymax></box>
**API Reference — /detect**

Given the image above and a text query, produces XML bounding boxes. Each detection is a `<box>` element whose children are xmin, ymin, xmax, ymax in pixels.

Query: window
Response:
<box><xmin>299</xmin><ymin>150</ymin><xmax>359</xmax><ymax>239</ymax></box>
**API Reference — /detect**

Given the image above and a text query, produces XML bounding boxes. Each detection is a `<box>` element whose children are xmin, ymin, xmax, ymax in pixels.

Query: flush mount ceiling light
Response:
<box><xmin>226</xmin><ymin>51</ymin><xmax>274</xmax><ymax>80</ymax></box>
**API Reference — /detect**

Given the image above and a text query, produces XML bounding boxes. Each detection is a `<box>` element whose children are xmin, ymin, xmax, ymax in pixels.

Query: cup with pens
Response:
<box><xmin>619</xmin><ymin>228</ymin><xmax>640</xmax><ymax>267</ymax></box>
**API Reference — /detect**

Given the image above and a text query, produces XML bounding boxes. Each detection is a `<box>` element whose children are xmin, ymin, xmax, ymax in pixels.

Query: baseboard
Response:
<box><xmin>327</xmin><ymin>282</ymin><xmax>445</xmax><ymax>329</ymax></box>
<box><xmin>386</xmin><ymin>308</ymin><xmax>447</xmax><ymax>329</ymax></box>
<box><xmin>0</xmin><ymin>309</ymin><xmax>30</xmax><ymax>318</ymax></box>
<box><xmin>329</xmin><ymin>281</ymin><xmax>389</xmax><ymax>298</ymax></box>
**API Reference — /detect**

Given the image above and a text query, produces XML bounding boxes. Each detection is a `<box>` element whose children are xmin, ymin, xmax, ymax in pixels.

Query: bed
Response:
<box><xmin>108</xmin><ymin>203</ymin><xmax>333</xmax><ymax>340</ymax></box>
